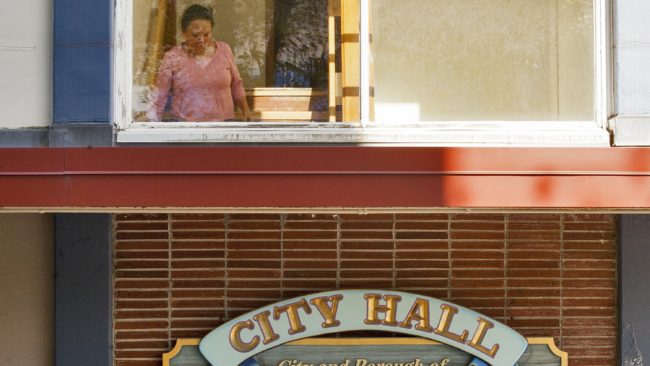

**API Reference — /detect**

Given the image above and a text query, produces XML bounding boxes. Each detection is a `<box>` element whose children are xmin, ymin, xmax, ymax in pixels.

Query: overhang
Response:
<box><xmin>1</xmin><ymin>147</ymin><xmax>650</xmax><ymax>211</ymax></box>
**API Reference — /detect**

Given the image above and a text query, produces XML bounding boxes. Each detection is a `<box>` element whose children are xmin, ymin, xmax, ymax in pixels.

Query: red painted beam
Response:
<box><xmin>1</xmin><ymin>147</ymin><xmax>650</xmax><ymax>209</ymax></box>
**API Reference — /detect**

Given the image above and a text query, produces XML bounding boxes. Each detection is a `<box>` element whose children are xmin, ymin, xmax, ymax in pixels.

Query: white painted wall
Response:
<box><xmin>610</xmin><ymin>0</ymin><xmax>650</xmax><ymax>145</ymax></box>
<box><xmin>616</xmin><ymin>0</ymin><xmax>650</xmax><ymax>114</ymax></box>
<box><xmin>0</xmin><ymin>0</ymin><xmax>52</xmax><ymax>128</ymax></box>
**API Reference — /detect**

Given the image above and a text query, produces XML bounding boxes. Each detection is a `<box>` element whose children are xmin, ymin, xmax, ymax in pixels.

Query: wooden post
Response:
<box><xmin>327</xmin><ymin>0</ymin><xmax>340</xmax><ymax>122</ymax></box>
<box><xmin>340</xmin><ymin>0</ymin><xmax>360</xmax><ymax>122</ymax></box>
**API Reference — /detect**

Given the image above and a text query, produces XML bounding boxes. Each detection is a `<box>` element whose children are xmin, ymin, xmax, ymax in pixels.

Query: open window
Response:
<box><xmin>115</xmin><ymin>0</ymin><xmax>610</xmax><ymax>145</ymax></box>
<box><xmin>127</xmin><ymin>0</ymin><xmax>360</xmax><ymax>124</ymax></box>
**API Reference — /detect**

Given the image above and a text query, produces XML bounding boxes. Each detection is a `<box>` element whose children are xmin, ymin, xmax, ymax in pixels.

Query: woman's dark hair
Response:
<box><xmin>181</xmin><ymin>4</ymin><xmax>215</xmax><ymax>32</ymax></box>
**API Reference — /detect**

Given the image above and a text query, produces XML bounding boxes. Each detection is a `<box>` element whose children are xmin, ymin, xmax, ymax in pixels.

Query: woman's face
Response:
<box><xmin>182</xmin><ymin>19</ymin><xmax>212</xmax><ymax>55</ymax></box>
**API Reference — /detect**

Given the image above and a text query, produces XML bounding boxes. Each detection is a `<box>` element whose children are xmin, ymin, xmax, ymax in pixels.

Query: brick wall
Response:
<box><xmin>113</xmin><ymin>213</ymin><xmax>617</xmax><ymax>366</ymax></box>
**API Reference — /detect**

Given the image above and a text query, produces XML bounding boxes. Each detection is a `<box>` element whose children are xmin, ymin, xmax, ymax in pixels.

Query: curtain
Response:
<box><xmin>144</xmin><ymin>0</ymin><xmax>177</xmax><ymax>87</ymax></box>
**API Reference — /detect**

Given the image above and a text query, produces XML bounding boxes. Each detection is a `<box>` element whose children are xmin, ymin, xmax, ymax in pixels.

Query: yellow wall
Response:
<box><xmin>0</xmin><ymin>214</ymin><xmax>53</xmax><ymax>366</ymax></box>
<box><xmin>371</xmin><ymin>0</ymin><xmax>594</xmax><ymax>122</ymax></box>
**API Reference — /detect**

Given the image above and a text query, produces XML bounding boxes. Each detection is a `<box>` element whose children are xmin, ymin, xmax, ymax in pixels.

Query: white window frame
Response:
<box><xmin>114</xmin><ymin>0</ymin><xmax>611</xmax><ymax>146</ymax></box>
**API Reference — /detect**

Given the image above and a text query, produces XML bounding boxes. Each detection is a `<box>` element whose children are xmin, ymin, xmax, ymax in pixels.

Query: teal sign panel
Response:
<box><xmin>199</xmin><ymin>290</ymin><xmax>528</xmax><ymax>366</ymax></box>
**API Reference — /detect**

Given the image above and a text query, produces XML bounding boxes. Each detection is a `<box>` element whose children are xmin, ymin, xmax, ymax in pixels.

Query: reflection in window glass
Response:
<box><xmin>132</xmin><ymin>0</ymin><xmax>343</xmax><ymax>122</ymax></box>
<box><xmin>370</xmin><ymin>0</ymin><xmax>595</xmax><ymax>122</ymax></box>
<box><xmin>273</xmin><ymin>1</ymin><xmax>329</xmax><ymax>89</ymax></box>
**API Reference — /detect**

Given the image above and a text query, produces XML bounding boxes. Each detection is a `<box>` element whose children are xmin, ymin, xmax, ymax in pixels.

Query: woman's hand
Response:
<box><xmin>241</xmin><ymin>105</ymin><xmax>253</xmax><ymax>122</ymax></box>
<box><xmin>236</xmin><ymin>98</ymin><xmax>253</xmax><ymax>122</ymax></box>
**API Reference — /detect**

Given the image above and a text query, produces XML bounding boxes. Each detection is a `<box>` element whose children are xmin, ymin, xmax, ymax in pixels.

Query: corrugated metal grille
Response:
<box><xmin>113</xmin><ymin>213</ymin><xmax>617</xmax><ymax>366</ymax></box>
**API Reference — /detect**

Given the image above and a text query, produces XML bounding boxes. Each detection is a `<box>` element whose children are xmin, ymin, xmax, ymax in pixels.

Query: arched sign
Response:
<box><xmin>199</xmin><ymin>290</ymin><xmax>528</xmax><ymax>366</ymax></box>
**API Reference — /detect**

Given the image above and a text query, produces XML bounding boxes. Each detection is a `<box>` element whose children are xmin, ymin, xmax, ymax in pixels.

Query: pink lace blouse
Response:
<box><xmin>151</xmin><ymin>41</ymin><xmax>246</xmax><ymax>121</ymax></box>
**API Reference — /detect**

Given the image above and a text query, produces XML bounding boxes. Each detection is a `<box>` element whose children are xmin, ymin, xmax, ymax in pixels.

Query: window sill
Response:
<box><xmin>116</xmin><ymin>121</ymin><xmax>610</xmax><ymax>147</ymax></box>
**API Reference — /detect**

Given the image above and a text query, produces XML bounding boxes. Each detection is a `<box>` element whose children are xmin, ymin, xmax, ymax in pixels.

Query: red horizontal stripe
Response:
<box><xmin>0</xmin><ymin>147</ymin><xmax>649</xmax><ymax>208</ymax></box>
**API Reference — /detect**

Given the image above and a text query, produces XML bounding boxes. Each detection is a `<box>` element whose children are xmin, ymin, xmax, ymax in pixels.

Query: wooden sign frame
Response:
<box><xmin>163</xmin><ymin>337</ymin><xmax>567</xmax><ymax>366</ymax></box>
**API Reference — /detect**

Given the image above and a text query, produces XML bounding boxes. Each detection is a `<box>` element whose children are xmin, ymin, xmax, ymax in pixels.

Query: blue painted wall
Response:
<box><xmin>53</xmin><ymin>3</ymin><xmax>114</xmax><ymax>360</ymax></box>
<box><xmin>55</xmin><ymin>214</ymin><xmax>112</xmax><ymax>366</ymax></box>
<box><xmin>54</xmin><ymin>0</ymin><xmax>112</xmax><ymax>123</ymax></box>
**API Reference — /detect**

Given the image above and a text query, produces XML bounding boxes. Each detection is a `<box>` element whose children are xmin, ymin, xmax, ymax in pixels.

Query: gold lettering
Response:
<box><xmin>467</xmin><ymin>317</ymin><xmax>500</xmax><ymax>358</ymax></box>
<box><xmin>433</xmin><ymin>304</ymin><xmax>469</xmax><ymax>344</ymax></box>
<box><xmin>252</xmin><ymin>310</ymin><xmax>280</xmax><ymax>345</ymax></box>
<box><xmin>229</xmin><ymin>320</ymin><xmax>260</xmax><ymax>352</ymax></box>
<box><xmin>398</xmin><ymin>297</ymin><xmax>434</xmax><ymax>332</ymax></box>
<box><xmin>364</xmin><ymin>293</ymin><xmax>402</xmax><ymax>326</ymax></box>
<box><xmin>273</xmin><ymin>298</ymin><xmax>312</xmax><ymax>335</ymax></box>
<box><xmin>429</xmin><ymin>359</ymin><xmax>449</xmax><ymax>366</ymax></box>
<box><xmin>310</xmin><ymin>294</ymin><xmax>344</xmax><ymax>328</ymax></box>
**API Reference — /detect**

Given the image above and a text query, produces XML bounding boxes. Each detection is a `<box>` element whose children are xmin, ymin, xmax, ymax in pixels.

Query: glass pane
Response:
<box><xmin>370</xmin><ymin>0</ymin><xmax>594</xmax><ymax>122</ymax></box>
<box><xmin>132</xmin><ymin>0</ymin><xmax>351</xmax><ymax>122</ymax></box>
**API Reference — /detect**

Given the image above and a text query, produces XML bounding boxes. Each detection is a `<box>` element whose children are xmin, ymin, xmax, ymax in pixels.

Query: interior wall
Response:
<box><xmin>0</xmin><ymin>0</ymin><xmax>52</xmax><ymax>127</ymax></box>
<box><xmin>371</xmin><ymin>0</ymin><xmax>594</xmax><ymax>122</ymax></box>
<box><xmin>0</xmin><ymin>214</ymin><xmax>53</xmax><ymax>366</ymax></box>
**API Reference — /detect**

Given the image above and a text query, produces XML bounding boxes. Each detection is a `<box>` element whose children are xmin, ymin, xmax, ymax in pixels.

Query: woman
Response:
<box><xmin>150</xmin><ymin>4</ymin><xmax>252</xmax><ymax>122</ymax></box>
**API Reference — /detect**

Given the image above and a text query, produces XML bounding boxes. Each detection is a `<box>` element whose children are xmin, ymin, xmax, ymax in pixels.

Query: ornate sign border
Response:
<box><xmin>163</xmin><ymin>337</ymin><xmax>568</xmax><ymax>366</ymax></box>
